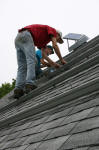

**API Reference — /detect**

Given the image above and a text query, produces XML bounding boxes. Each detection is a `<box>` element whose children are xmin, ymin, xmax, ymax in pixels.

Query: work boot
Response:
<box><xmin>25</xmin><ymin>84</ymin><xmax>37</xmax><ymax>94</ymax></box>
<box><xmin>14</xmin><ymin>89</ymin><xmax>24</xmax><ymax>99</ymax></box>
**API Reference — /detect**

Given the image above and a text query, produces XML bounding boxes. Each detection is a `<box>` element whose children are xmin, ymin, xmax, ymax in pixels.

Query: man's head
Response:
<box><xmin>56</xmin><ymin>30</ymin><xmax>64</xmax><ymax>44</ymax></box>
<box><xmin>45</xmin><ymin>45</ymin><xmax>54</xmax><ymax>56</ymax></box>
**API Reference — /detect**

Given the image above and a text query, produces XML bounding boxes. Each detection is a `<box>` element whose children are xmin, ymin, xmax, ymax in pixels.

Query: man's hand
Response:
<box><xmin>40</xmin><ymin>58</ymin><xmax>51</xmax><ymax>67</ymax></box>
<box><xmin>53</xmin><ymin>63</ymin><xmax>61</xmax><ymax>68</ymax></box>
<box><xmin>60</xmin><ymin>58</ymin><xmax>67</xmax><ymax>65</ymax></box>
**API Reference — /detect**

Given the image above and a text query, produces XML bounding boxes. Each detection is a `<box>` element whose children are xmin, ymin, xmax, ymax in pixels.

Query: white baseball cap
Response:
<box><xmin>56</xmin><ymin>30</ymin><xmax>64</xmax><ymax>43</ymax></box>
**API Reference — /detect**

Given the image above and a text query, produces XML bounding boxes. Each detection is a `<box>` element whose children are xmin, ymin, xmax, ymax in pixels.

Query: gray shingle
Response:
<box><xmin>59</xmin><ymin>129</ymin><xmax>99</xmax><ymax>150</ymax></box>
<box><xmin>37</xmin><ymin>136</ymin><xmax>70</xmax><ymax>150</ymax></box>
<box><xmin>0</xmin><ymin>135</ymin><xmax>7</xmax><ymax>143</ymax></box>
<box><xmin>0</xmin><ymin>128</ymin><xmax>14</xmax><ymax>137</ymax></box>
<box><xmin>0</xmin><ymin>137</ymin><xmax>27</xmax><ymax>149</ymax></box>
<box><xmin>14</xmin><ymin>145</ymin><xmax>28</xmax><ymax>150</ymax></box>
<box><xmin>29</xmin><ymin>116</ymin><xmax>49</xmax><ymax>128</ymax></box>
<box><xmin>69</xmin><ymin>97</ymin><xmax>99</xmax><ymax>115</ymax></box>
<box><xmin>71</xmin><ymin>116</ymin><xmax>99</xmax><ymax>134</ymax></box>
<box><xmin>18</xmin><ymin>124</ymin><xmax>43</xmax><ymax>138</ymax></box>
<box><xmin>45</xmin><ymin>107</ymin><xmax>73</xmax><ymax>123</ymax></box>
<box><xmin>39</xmin><ymin>117</ymin><xmax>65</xmax><ymax>132</ymax></box>
<box><xmin>11</xmin><ymin>137</ymin><xmax>28</xmax><ymax>148</ymax></box>
<box><xmin>23</xmin><ymin>130</ymin><xmax>51</xmax><ymax>145</ymax></box>
<box><xmin>87</xmin><ymin>106</ymin><xmax>99</xmax><ymax>118</ymax></box>
<box><xmin>25</xmin><ymin>142</ymin><xmax>41</xmax><ymax>150</ymax></box>
<box><xmin>4</xmin><ymin>145</ymin><xmax>28</xmax><ymax>150</ymax></box>
<box><xmin>5</xmin><ymin>130</ymin><xmax>22</xmax><ymax>141</ymax></box>
<box><xmin>45</xmin><ymin>122</ymin><xmax>76</xmax><ymax>140</ymax></box>
<box><xmin>60</xmin><ymin>108</ymin><xmax>94</xmax><ymax>126</ymax></box>
<box><xmin>0</xmin><ymin>142</ymin><xmax>5</xmax><ymax>150</ymax></box>
<box><xmin>88</xmin><ymin>146</ymin><xmax>99</xmax><ymax>150</ymax></box>
<box><xmin>13</xmin><ymin>121</ymin><xmax>32</xmax><ymax>132</ymax></box>
<box><xmin>0</xmin><ymin>140</ymin><xmax>15</xmax><ymax>149</ymax></box>
<box><xmin>73</xmin><ymin>148</ymin><xmax>88</xmax><ymax>150</ymax></box>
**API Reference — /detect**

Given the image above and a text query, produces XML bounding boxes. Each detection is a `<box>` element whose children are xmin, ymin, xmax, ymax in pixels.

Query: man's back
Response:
<box><xmin>19</xmin><ymin>24</ymin><xmax>57</xmax><ymax>48</ymax></box>
<box><xmin>36</xmin><ymin>49</ymin><xmax>42</xmax><ymax>67</ymax></box>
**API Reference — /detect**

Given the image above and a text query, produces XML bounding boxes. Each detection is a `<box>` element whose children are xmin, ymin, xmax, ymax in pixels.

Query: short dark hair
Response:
<box><xmin>46</xmin><ymin>45</ymin><xmax>54</xmax><ymax>54</ymax></box>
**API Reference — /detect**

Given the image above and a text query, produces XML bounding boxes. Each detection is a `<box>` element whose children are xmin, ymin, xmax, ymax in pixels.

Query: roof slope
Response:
<box><xmin>0</xmin><ymin>36</ymin><xmax>99</xmax><ymax>150</ymax></box>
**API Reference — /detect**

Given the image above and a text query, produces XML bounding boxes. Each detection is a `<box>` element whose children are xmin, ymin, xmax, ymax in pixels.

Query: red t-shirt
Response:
<box><xmin>19</xmin><ymin>24</ymin><xmax>57</xmax><ymax>48</ymax></box>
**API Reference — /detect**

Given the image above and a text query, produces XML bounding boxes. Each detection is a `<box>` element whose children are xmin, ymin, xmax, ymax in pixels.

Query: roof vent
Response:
<box><xmin>63</xmin><ymin>33</ymin><xmax>89</xmax><ymax>52</ymax></box>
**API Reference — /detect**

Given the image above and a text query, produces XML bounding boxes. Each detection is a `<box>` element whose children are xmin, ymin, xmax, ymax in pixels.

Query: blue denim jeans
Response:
<box><xmin>15</xmin><ymin>30</ymin><xmax>36</xmax><ymax>89</ymax></box>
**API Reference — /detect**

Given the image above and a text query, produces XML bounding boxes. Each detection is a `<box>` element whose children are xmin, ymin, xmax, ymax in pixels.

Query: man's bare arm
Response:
<box><xmin>41</xmin><ymin>50</ymin><xmax>60</xmax><ymax>68</ymax></box>
<box><xmin>51</xmin><ymin>37</ymin><xmax>67</xmax><ymax>65</ymax></box>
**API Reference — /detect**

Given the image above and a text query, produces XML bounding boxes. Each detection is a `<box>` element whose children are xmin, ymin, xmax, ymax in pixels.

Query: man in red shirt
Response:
<box><xmin>14</xmin><ymin>24</ymin><xmax>67</xmax><ymax>99</ymax></box>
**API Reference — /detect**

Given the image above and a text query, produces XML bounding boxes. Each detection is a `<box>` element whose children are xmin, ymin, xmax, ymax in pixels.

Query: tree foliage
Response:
<box><xmin>0</xmin><ymin>79</ymin><xmax>16</xmax><ymax>99</ymax></box>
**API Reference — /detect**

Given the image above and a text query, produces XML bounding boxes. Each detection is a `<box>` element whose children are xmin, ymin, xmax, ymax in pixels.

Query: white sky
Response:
<box><xmin>0</xmin><ymin>0</ymin><xmax>99</xmax><ymax>86</ymax></box>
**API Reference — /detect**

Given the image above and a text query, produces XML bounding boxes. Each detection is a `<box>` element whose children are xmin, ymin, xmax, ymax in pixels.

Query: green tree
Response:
<box><xmin>0</xmin><ymin>79</ymin><xmax>16</xmax><ymax>99</ymax></box>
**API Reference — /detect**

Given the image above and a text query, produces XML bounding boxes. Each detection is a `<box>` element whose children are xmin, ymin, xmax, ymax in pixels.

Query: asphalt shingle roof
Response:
<box><xmin>0</xmin><ymin>35</ymin><xmax>99</xmax><ymax>150</ymax></box>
